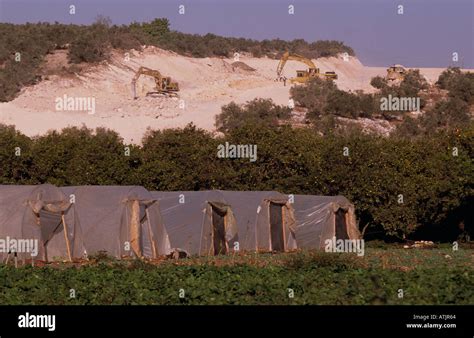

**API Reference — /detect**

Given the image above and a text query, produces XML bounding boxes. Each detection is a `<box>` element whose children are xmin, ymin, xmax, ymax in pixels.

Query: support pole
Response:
<box><xmin>62</xmin><ymin>213</ymin><xmax>72</xmax><ymax>262</ymax></box>
<box><xmin>145</xmin><ymin>208</ymin><xmax>158</xmax><ymax>259</ymax></box>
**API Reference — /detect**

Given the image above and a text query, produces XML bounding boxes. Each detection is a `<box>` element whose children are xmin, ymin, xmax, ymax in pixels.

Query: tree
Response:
<box><xmin>0</xmin><ymin>124</ymin><xmax>35</xmax><ymax>183</ymax></box>
<box><xmin>69</xmin><ymin>24</ymin><xmax>110</xmax><ymax>63</ymax></box>
<box><xmin>398</xmin><ymin>69</ymin><xmax>428</xmax><ymax>97</ymax></box>
<box><xmin>128</xmin><ymin>18</ymin><xmax>171</xmax><ymax>47</ymax></box>
<box><xmin>370</xmin><ymin>76</ymin><xmax>387</xmax><ymax>90</ymax></box>
<box><xmin>290</xmin><ymin>77</ymin><xmax>337</xmax><ymax>118</ymax></box>
<box><xmin>215</xmin><ymin>99</ymin><xmax>291</xmax><ymax>134</ymax></box>
<box><xmin>31</xmin><ymin>127</ymin><xmax>134</xmax><ymax>185</ymax></box>
<box><xmin>421</xmin><ymin>98</ymin><xmax>470</xmax><ymax>132</ymax></box>
<box><xmin>436</xmin><ymin>67</ymin><xmax>462</xmax><ymax>90</ymax></box>
<box><xmin>139</xmin><ymin>124</ymin><xmax>233</xmax><ymax>190</ymax></box>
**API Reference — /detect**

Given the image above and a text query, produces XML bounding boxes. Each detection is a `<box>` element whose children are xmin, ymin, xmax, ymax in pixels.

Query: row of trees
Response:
<box><xmin>129</xmin><ymin>18</ymin><xmax>354</xmax><ymax>59</ymax></box>
<box><xmin>1</xmin><ymin>122</ymin><xmax>472</xmax><ymax>241</ymax></box>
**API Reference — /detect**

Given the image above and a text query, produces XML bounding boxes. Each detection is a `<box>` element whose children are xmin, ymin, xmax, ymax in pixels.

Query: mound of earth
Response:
<box><xmin>231</xmin><ymin>61</ymin><xmax>256</xmax><ymax>72</ymax></box>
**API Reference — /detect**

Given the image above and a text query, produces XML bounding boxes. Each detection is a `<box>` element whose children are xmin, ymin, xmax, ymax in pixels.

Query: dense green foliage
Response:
<box><xmin>0</xmin><ymin>18</ymin><xmax>354</xmax><ymax>102</ymax></box>
<box><xmin>290</xmin><ymin>78</ymin><xmax>379</xmax><ymax>121</ymax></box>
<box><xmin>396</xmin><ymin>68</ymin><xmax>474</xmax><ymax>136</ymax></box>
<box><xmin>216</xmin><ymin>98</ymin><xmax>291</xmax><ymax>133</ymax></box>
<box><xmin>0</xmin><ymin>249</ymin><xmax>472</xmax><ymax>305</ymax></box>
<box><xmin>0</xmin><ymin>124</ymin><xmax>34</xmax><ymax>184</ymax></box>
<box><xmin>1</xmin><ymin>122</ymin><xmax>472</xmax><ymax>240</ymax></box>
<box><xmin>288</xmin><ymin>68</ymin><xmax>472</xmax><ymax>137</ymax></box>
<box><xmin>29</xmin><ymin>127</ymin><xmax>140</xmax><ymax>186</ymax></box>
<box><xmin>290</xmin><ymin>69</ymin><xmax>430</xmax><ymax>123</ymax></box>
<box><xmin>437</xmin><ymin>67</ymin><xmax>474</xmax><ymax>104</ymax></box>
<box><xmin>371</xmin><ymin>69</ymin><xmax>429</xmax><ymax>97</ymax></box>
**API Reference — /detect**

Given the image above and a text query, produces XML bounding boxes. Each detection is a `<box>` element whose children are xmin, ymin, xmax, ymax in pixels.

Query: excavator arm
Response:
<box><xmin>131</xmin><ymin>66</ymin><xmax>164</xmax><ymax>99</ymax></box>
<box><xmin>276</xmin><ymin>51</ymin><xmax>337</xmax><ymax>82</ymax></box>
<box><xmin>131</xmin><ymin>66</ymin><xmax>179</xmax><ymax>99</ymax></box>
<box><xmin>276</xmin><ymin>51</ymin><xmax>317</xmax><ymax>78</ymax></box>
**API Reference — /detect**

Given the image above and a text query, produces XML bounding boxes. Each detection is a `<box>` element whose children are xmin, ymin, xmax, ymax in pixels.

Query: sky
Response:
<box><xmin>0</xmin><ymin>0</ymin><xmax>473</xmax><ymax>68</ymax></box>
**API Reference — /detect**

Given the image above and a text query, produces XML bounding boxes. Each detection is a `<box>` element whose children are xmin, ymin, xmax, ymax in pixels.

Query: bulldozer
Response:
<box><xmin>276</xmin><ymin>51</ymin><xmax>338</xmax><ymax>84</ymax></box>
<box><xmin>386</xmin><ymin>64</ymin><xmax>406</xmax><ymax>82</ymax></box>
<box><xmin>131</xmin><ymin>66</ymin><xmax>179</xmax><ymax>99</ymax></box>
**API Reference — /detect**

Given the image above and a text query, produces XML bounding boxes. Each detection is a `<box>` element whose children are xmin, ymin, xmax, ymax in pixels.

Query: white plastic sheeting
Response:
<box><xmin>60</xmin><ymin>186</ymin><xmax>170</xmax><ymax>259</ymax></box>
<box><xmin>292</xmin><ymin>195</ymin><xmax>360</xmax><ymax>249</ymax></box>
<box><xmin>0</xmin><ymin>184</ymin><xmax>84</xmax><ymax>261</ymax></box>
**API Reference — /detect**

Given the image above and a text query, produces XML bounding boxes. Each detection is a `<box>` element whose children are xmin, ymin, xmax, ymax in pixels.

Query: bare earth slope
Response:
<box><xmin>0</xmin><ymin>47</ymin><xmax>469</xmax><ymax>144</ymax></box>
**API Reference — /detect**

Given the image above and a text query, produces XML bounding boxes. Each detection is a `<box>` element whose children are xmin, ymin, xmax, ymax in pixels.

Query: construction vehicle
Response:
<box><xmin>131</xmin><ymin>66</ymin><xmax>179</xmax><ymax>99</ymax></box>
<box><xmin>386</xmin><ymin>64</ymin><xmax>406</xmax><ymax>82</ymax></box>
<box><xmin>276</xmin><ymin>51</ymin><xmax>338</xmax><ymax>84</ymax></box>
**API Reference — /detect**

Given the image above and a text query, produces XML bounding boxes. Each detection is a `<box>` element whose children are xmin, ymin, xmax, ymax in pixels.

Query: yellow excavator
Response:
<box><xmin>276</xmin><ymin>51</ymin><xmax>338</xmax><ymax>84</ymax></box>
<box><xmin>131</xmin><ymin>66</ymin><xmax>179</xmax><ymax>99</ymax></box>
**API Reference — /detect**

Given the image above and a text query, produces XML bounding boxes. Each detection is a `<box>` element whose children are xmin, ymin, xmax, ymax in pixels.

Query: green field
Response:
<box><xmin>1</xmin><ymin>246</ymin><xmax>472</xmax><ymax>305</ymax></box>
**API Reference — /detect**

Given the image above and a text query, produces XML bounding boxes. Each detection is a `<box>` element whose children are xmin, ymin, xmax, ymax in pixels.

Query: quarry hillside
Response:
<box><xmin>0</xmin><ymin>46</ymin><xmax>469</xmax><ymax>144</ymax></box>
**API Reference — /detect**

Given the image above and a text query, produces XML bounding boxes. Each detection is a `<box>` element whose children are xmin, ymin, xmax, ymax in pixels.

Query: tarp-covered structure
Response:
<box><xmin>61</xmin><ymin>186</ymin><xmax>170</xmax><ymax>259</ymax></box>
<box><xmin>292</xmin><ymin>195</ymin><xmax>360</xmax><ymax>249</ymax></box>
<box><xmin>0</xmin><ymin>184</ymin><xmax>84</xmax><ymax>261</ymax></box>
<box><xmin>151</xmin><ymin>191</ymin><xmax>238</xmax><ymax>255</ymax></box>
<box><xmin>153</xmin><ymin>191</ymin><xmax>360</xmax><ymax>255</ymax></box>
<box><xmin>0</xmin><ymin>184</ymin><xmax>360</xmax><ymax>260</ymax></box>
<box><xmin>151</xmin><ymin>190</ymin><xmax>297</xmax><ymax>255</ymax></box>
<box><xmin>219</xmin><ymin>191</ymin><xmax>297</xmax><ymax>252</ymax></box>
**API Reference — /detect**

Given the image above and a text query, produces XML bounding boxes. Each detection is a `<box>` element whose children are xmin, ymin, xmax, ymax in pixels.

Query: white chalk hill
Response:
<box><xmin>0</xmin><ymin>46</ymin><xmax>457</xmax><ymax>143</ymax></box>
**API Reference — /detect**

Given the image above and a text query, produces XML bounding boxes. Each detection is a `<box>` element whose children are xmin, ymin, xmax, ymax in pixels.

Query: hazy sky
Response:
<box><xmin>1</xmin><ymin>0</ymin><xmax>473</xmax><ymax>68</ymax></box>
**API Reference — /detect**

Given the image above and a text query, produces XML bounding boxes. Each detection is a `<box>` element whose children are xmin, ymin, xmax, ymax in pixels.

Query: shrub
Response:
<box><xmin>29</xmin><ymin>126</ymin><xmax>136</xmax><ymax>186</ymax></box>
<box><xmin>393</xmin><ymin>116</ymin><xmax>423</xmax><ymax>138</ymax></box>
<box><xmin>369</xmin><ymin>70</ymin><xmax>429</xmax><ymax>120</ymax></box>
<box><xmin>216</xmin><ymin>98</ymin><xmax>291</xmax><ymax>134</ymax></box>
<box><xmin>394</xmin><ymin>68</ymin><xmax>473</xmax><ymax>136</ymax></box>
<box><xmin>420</xmin><ymin>97</ymin><xmax>470</xmax><ymax>132</ymax></box>
<box><xmin>109</xmin><ymin>26</ymin><xmax>142</xmax><ymax>51</ymax></box>
<box><xmin>130</xmin><ymin>18</ymin><xmax>170</xmax><ymax>45</ymax></box>
<box><xmin>0</xmin><ymin>125</ymin><xmax>35</xmax><ymax>183</ymax></box>
<box><xmin>290</xmin><ymin>77</ymin><xmax>337</xmax><ymax>118</ymax></box>
<box><xmin>69</xmin><ymin>23</ymin><xmax>111</xmax><ymax>63</ymax></box>
<box><xmin>309</xmin><ymin>40</ymin><xmax>355</xmax><ymax>58</ymax></box>
<box><xmin>370</xmin><ymin>76</ymin><xmax>387</xmax><ymax>89</ymax></box>
<box><xmin>437</xmin><ymin>67</ymin><xmax>474</xmax><ymax>104</ymax></box>
<box><xmin>139</xmin><ymin>124</ymin><xmax>235</xmax><ymax>191</ymax></box>
<box><xmin>398</xmin><ymin>69</ymin><xmax>428</xmax><ymax>97</ymax></box>
<box><xmin>0</xmin><ymin>23</ymin><xmax>54</xmax><ymax>101</ymax></box>
<box><xmin>449</xmin><ymin>73</ymin><xmax>474</xmax><ymax>104</ymax></box>
<box><xmin>223</xmin><ymin>124</ymin><xmax>319</xmax><ymax>191</ymax></box>
<box><xmin>325</xmin><ymin>90</ymin><xmax>359</xmax><ymax>118</ymax></box>
<box><xmin>291</xmin><ymin>78</ymin><xmax>377</xmax><ymax>120</ymax></box>
<box><xmin>325</xmin><ymin>89</ymin><xmax>377</xmax><ymax>118</ymax></box>
<box><xmin>371</xmin><ymin>69</ymin><xmax>428</xmax><ymax>98</ymax></box>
